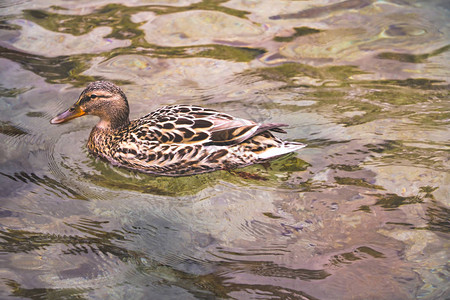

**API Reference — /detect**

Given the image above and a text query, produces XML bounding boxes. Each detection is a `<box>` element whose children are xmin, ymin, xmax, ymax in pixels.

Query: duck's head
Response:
<box><xmin>50</xmin><ymin>81</ymin><xmax>130</xmax><ymax>130</ymax></box>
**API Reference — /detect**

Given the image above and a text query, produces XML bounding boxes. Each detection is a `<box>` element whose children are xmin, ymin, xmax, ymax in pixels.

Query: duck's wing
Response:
<box><xmin>136</xmin><ymin>105</ymin><xmax>288</xmax><ymax>145</ymax></box>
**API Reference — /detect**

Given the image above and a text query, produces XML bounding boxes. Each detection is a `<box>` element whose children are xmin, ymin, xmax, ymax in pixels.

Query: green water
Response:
<box><xmin>0</xmin><ymin>1</ymin><xmax>448</xmax><ymax>299</ymax></box>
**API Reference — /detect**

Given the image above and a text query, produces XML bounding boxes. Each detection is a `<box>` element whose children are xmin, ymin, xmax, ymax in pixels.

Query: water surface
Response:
<box><xmin>0</xmin><ymin>1</ymin><xmax>449</xmax><ymax>299</ymax></box>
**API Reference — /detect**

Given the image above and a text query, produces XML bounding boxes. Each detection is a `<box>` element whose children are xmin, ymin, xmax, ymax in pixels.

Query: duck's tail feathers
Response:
<box><xmin>258</xmin><ymin>141</ymin><xmax>306</xmax><ymax>160</ymax></box>
<box><xmin>254</xmin><ymin>123</ymin><xmax>288</xmax><ymax>136</ymax></box>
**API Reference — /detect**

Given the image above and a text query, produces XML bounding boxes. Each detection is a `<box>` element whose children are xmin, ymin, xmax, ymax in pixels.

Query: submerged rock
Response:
<box><xmin>10</xmin><ymin>19</ymin><xmax>130</xmax><ymax>57</ymax></box>
<box><xmin>140</xmin><ymin>10</ymin><xmax>265</xmax><ymax>46</ymax></box>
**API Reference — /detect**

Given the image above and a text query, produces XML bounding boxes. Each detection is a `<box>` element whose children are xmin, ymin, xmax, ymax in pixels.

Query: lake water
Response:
<box><xmin>0</xmin><ymin>1</ymin><xmax>449</xmax><ymax>299</ymax></box>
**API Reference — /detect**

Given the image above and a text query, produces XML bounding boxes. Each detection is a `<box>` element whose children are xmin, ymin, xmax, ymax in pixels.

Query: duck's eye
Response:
<box><xmin>90</xmin><ymin>94</ymin><xmax>98</xmax><ymax>100</ymax></box>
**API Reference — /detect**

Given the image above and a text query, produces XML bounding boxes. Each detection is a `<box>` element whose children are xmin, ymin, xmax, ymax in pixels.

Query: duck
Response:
<box><xmin>50</xmin><ymin>81</ymin><xmax>306</xmax><ymax>176</ymax></box>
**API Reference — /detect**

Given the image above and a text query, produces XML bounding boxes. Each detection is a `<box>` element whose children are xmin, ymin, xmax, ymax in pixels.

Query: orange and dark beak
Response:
<box><xmin>50</xmin><ymin>105</ymin><xmax>86</xmax><ymax>124</ymax></box>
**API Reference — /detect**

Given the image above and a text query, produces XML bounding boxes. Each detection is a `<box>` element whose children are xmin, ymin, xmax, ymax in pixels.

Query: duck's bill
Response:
<box><xmin>50</xmin><ymin>107</ymin><xmax>85</xmax><ymax>124</ymax></box>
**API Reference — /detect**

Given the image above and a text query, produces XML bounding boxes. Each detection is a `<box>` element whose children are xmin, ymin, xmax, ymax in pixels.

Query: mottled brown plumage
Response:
<box><xmin>51</xmin><ymin>81</ymin><xmax>306</xmax><ymax>176</ymax></box>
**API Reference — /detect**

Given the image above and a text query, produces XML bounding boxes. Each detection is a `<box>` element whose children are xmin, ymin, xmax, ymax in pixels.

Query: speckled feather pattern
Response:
<box><xmin>87</xmin><ymin>104</ymin><xmax>304</xmax><ymax>176</ymax></box>
<box><xmin>51</xmin><ymin>81</ymin><xmax>305</xmax><ymax>176</ymax></box>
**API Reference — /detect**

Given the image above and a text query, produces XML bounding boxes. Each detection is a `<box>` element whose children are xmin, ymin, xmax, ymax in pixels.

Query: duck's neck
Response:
<box><xmin>93</xmin><ymin>100</ymin><xmax>130</xmax><ymax>131</ymax></box>
<box><xmin>95</xmin><ymin>117</ymin><xmax>130</xmax><ymax>131</ymax></box>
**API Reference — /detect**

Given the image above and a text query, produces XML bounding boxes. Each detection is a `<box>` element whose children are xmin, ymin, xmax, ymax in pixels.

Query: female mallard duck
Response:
<box><xmin>51</xmin><ymin>81</ymin><xmax>306</xmax><ymax>176</ymax></box>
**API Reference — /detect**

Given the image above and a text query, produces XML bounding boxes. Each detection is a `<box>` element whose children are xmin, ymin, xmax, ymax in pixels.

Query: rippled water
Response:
<box><xmin>0</xmin><ymin>1</ymin><xmax>449</xmax><ymax>299</ymax></box>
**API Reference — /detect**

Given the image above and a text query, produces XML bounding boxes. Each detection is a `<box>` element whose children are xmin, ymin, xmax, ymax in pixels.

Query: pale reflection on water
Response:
<box><xmin>0</xmin><ymin>0</ymin><xmax>449</xmax><ymax>299</ymax></box>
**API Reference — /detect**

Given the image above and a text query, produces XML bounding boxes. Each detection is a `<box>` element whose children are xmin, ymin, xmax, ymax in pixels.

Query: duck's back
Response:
<box><xmin>88</xmin><ymin>105</ymin><xmax>306</xmax><ymax>176</ymax></box>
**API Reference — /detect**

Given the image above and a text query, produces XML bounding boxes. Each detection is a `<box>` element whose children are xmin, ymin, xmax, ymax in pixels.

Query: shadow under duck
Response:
<box><xmin>51</xmin><ymin>81</ymin><xmax>306</xmax><ymax>176</ymax></box>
